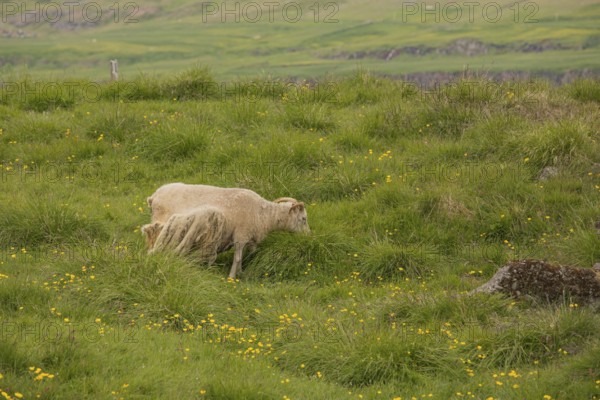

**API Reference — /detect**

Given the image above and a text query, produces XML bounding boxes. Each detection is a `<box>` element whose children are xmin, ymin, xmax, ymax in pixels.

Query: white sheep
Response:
<box><xmin>141</xmin><ymin>183</ymin><xmax>310</xmax><ymax>278</ymax></box>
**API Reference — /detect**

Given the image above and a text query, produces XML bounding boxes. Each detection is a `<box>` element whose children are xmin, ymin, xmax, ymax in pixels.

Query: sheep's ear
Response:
<box><xmin>289</xmin><ymin>202</ymin><xmax>305</xmax><ymax>213</ymax></box>
<box><xmin>274</xmin><ymin>197</ymin><xmax>298</xmax><ymax>204</ymax></box>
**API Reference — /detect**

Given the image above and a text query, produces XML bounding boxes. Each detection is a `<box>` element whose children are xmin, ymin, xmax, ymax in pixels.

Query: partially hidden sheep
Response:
<box><xmin>149</xmin><ymin>205</ymin><xmax>229</xmax><ymax>262</ymax></box>
<box><xmin>141</xmin><ymin>183</ymin><xmax>310</xmax><ymax>278</ymax></box>
<box><xmin>141</xmin><ymin>222</ymin><xmax>163</xmax><ymax>250</ymax></box>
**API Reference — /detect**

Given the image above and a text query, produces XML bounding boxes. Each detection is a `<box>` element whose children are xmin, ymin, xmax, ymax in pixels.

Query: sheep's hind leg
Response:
<box><xmin>228</xmin><ymin>242</ymin><xmax>245</xmax><ymax>279</ymax></box>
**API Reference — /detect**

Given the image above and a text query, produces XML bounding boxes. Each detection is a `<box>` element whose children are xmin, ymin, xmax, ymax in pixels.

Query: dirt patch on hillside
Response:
<box><xmin>322</xmin><ymin>38</ymin><xmax>577</xmax><ymax>60</ymax></box>
<box><xmin>384</xmin><ymin>69</ymin><xmax>600</xmax><ymax>87</ymax></box>
<box><xmin>1</xmin><ymin>5</ymin><xmax>161</xmax><ymax>32</ymax></box>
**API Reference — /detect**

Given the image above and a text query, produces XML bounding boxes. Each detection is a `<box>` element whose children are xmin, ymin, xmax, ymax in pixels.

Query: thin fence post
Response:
<box><xmin>110</xmin><ymin>59</ymin><xmax>119</xmax><ymax>81</ymax></box>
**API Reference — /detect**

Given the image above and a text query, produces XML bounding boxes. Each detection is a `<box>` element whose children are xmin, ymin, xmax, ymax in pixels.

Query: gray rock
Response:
<box><xmin>470</xmin><ymin>259</ymin><xmax>600</xmax><ymax>302</ymax></box>
<box><xmin>538</xmin><ymin>166</ymin><xmax>559</xmax><ymax>181</ymax></box>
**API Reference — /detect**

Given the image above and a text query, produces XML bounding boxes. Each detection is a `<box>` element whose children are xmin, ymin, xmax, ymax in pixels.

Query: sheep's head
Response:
<box><xmin>274</xmin><ymin>197</ymin><xmax>310</xmax><ymax>233</ymax></box>
<box><xmin>141</xmin><ymin>222</ymin><xmax>164</xmax><ymax>249</ymax></box>
<box><xmin>288</xmin><ymin>202</ymin><xmax>310</xmax><ymax>234</ymax></box>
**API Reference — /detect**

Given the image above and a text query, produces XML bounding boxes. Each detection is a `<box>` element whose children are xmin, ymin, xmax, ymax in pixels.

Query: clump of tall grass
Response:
<box><xmin>0</xmin><ymin>78</ymin><xmax>76</xmax><ymax>112</ymax></box>
<box><xmin>283</xmin><ymin>103</ymin><xmax>336</xmax><ymax>132</ymax></box>
<box><xmin>566</xmin><ymin>79</ymin><xmax>600</xmax><ymax>103</ymax></box>
<box><xmin>356</xmin><ymin>238</ymin><xmax>436</xmax><ymax>281</ymax></box>
<box><xmin>520</xmin><ymin>121</ymin><xmax>598</xmax><ymax>169</ymax></box>
<box><xmin>0</xmin><ymin>197</ymin><xmax>107</xmax><ymax>247</ymax></box>
<box><xmin>84</xmin><ymin>252</ymin><xmax>241</xmax><ymax>325</ymax></box>
<box><xmin>243</xmin><ymin>232</ymin><xmax>354</xmax><ymax>281</ymax></box>
<box><xmin>135</xmin><ymin>123</ymin><xmax>209</xmax><ymax>161</ymax></box>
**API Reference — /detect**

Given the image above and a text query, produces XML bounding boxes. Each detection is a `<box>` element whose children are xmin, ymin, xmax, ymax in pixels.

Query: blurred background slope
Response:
<box><xmin>1</xmin><ymin>0</ymin><xmax>599</xmax><ymax>80</ymax></box>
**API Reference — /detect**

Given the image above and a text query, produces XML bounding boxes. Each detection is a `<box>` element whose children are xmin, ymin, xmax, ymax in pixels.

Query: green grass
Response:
<box><xmin>1</xmin><ymin>70</ymin><xmax>600</xmax><ymax>399</ymax></box>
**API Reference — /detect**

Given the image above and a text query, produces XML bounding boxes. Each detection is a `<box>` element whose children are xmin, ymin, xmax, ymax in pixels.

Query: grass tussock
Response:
<box><xmin>0</xmin><ymin>198</ymin><xmax>107</xmax><ymax>247</ymax></box>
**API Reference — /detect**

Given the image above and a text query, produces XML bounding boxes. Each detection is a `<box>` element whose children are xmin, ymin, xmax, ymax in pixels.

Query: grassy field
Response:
<box><xmin>0</xmin><ymin>70</ymin><xmax>599</xmax><ymax>399</ymax></box>
<box><xmin>1</xmin><ymin>0</ymin><xmax>599</xmax><ymax>79</ymax></box>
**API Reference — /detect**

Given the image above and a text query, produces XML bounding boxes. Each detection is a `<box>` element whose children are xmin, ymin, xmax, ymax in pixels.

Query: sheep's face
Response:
<box><xmin>141</xmin><ymin>222</ymin><xmax>164</xmax><ymax>249</ymax></box>
<box><xmin>288</xmin><ymin>202</ymin><xmax>310</xmax><ymax>234</ymax></box>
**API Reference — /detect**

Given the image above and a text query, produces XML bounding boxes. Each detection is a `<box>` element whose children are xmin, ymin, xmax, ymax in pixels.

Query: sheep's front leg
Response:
<box><xmin>228</xmin><ymin>242</ymin><xmax>245</xmax><ymax>279</ymax></box>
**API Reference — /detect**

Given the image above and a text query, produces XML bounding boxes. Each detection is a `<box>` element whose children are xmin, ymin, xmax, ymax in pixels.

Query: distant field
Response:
<box><xmin>0</xmin><ymin>0</ymin><xmax>599</xmax><ymax>79</ymax></box>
